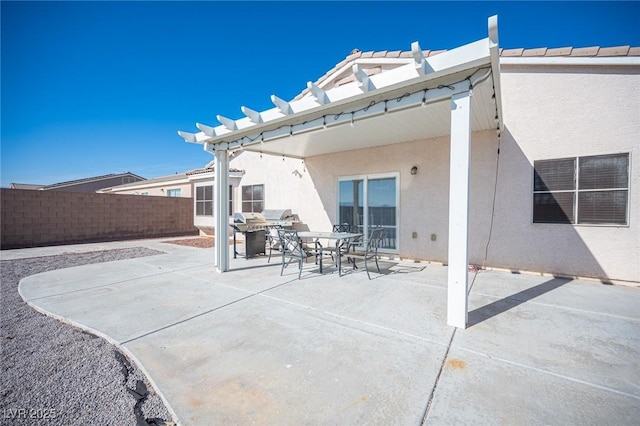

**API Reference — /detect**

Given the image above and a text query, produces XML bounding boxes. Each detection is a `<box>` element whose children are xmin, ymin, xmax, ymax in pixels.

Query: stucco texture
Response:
<box><xmin>229</xmin><ymin>65</ymin><xmax>639</xmax><ymax>282</ymax></box>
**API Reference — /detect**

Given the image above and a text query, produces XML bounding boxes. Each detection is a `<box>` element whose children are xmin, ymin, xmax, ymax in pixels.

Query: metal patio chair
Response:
<box><xmin>346</xmin><ymin>227</ymin><xmax>385</xmax><ymax>279</ymax></box>
<box><xmin>318</xmin><ymin>223</ymin><xmax>357</xmax><ymax>269</ymax></box>
<box><xmin>277</xmin><ymin>229</ymin><xmax>322</xmax><ymax>279</ymax></box>
<box><xmin>332</xmin><ymin>223</ymin><xmax>351</xmax><ymax>233</ymax></box>
<box><xmin>265</xmin><ymin>224</ymin><xmax>283</xmax><ymax>263</ymax></box>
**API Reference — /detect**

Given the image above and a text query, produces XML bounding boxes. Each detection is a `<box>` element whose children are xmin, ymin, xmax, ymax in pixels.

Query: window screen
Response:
<box><xmin>533</xmin><ymin>153</ymin><xmax>629</xmax><ymax>225</ymax></box>
<box><xmin>195</xmin><ymin>185</ymin><xmax>213</xmax><ymax>216</ymax></box>
<box><xmin>242</xmin><ymin>184</ymin><xmax>264</xmax><ymax>213</ymax></box>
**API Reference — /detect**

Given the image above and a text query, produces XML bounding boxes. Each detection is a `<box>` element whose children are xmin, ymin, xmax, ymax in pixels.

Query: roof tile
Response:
<box><xmin>522</xmin><ymin>47</ymin><xmax>547</xmax><ymax>57</ymax></box>
<box><xmin>372</xmin><ymin>51</ymin><xmax>388</xmax><ymax>58</ymax></box>
<box><xmin>399</xmin><ymin>51</ymin><xmax>413</xmax><ymax>58</ymax></box>
<box><xmin>501</xmin><ymin>48</ymin><xmax>524</xmax><ymax>57</ymax></box>
<box><xmin>629</xmin><ymin>47</ymin><xmax>640</xmax><ymax>56</ymax></box>
<box><xmin>386</xmin><ymin>50</ymin><xmax>402</xmax><ymax>58</ymax></box>
<box><xmin>546</xmin><ymin>47</ymin><xmax>573</xmax><ymax>56</ymax></box>
<box><xmin>571</xmin><ymin>46</ymin><xmax>599</xmax><ymax>56</ymax></box>
<box><xmin>428</xmin><ymin>49</ymin><xmax>446</xmax><ymax>56</ymax></box>
<box><xmin>597</xmin><ymin>45</ymin><xmax>630</xmax><ymax>56</ymax></box>
<box><xmin>345</xmin><ymin>51</ymin><xmax>362</xmax><ymax>61</ymax></box>
<box><xmin>361</xmin><ymin>51</ymin><xmax>374</xmax><ymax>58</ymax></box>
<box><xmin>333</xmin><ymin>58</ymin><xmax>348</xmax><ymax>71</ymax></box>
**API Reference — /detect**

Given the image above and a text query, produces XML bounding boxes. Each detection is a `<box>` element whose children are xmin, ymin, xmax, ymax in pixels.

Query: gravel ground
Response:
<box><xmin>0</xmin><ymin>248</ymin><xmax>174</xmax><ymax>425</ymax></box>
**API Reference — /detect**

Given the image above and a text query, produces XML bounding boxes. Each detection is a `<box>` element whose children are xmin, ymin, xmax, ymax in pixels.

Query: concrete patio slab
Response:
<box><xmin>25</xmin><ymin>271</ymin><xmax>253</xmax><ymax>343</ymax></box>
<box><xmin>463</xmin><ymin>290</ymin><xmax>640</xmax><ymax>397</ymax></box>
<box><xmin>125</xmin><ymin>296</ymin><xmax>447</xmax><ymax>425</ymax></box>
<box><xmin>470</xmin><ymin>269</ymin><xmax>640</xmax><ymax>319</ymax></box>
<box><xmin>426</xmin><ymin>346</ymin><xmax>640</xmax><ymax>425</ymax></box>
<box><xmin>19</xmin><ymin>258</ymin><xmax>171</xmax><ymax>300</ymax></box>
<box><xmin>11</xmin><ymin>238</ymin><xmax>640</xmax><ymax>425</ymax></box>
<box><xmin>263</xmin><ymin>269</ymin><xmax>452</xmax><ymax>343</ymax></box>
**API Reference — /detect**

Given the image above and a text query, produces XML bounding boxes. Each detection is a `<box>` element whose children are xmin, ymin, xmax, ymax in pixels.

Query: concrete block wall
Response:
<box><xmin>1</xmin><ymin>189</ymin><xmax>198</xmax><ymax>249</ymax></box>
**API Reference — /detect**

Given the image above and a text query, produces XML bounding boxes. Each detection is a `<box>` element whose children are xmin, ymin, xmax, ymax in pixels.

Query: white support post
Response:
<box><xmin>447</xmin><ymin>90</ymin><xmax>472</xmax><ymax>329</ymax></box>
<box><xmin>214</xmin><ymin>149</ymin><xmax>230</xmax><ymax>272</ymax></box>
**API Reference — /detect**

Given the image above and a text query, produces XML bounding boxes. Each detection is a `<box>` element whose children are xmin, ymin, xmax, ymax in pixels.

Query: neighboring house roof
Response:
<box><xmin>10</xmin><ymin>183</ymin><xmax>45</xmax><ymax>190</ymax></box>
<box><xmin>294</xmin><ymin>45</ymin><xmax>640</xmax><ymax>101</ymax></box>
<box><xmin>39</xmin><ymin>172</ymin><xmax>145</xmax><ymax>191</ymax></box>
<box><xmin>101</xmin><ymin>173</ymin><xmax>187</xmax><ymax>192</ymax></box>
<box><xmin>99</xmin><ymin>173</ymin><xmax>189</xmax><ymax>192</ymax></box>
<box><xmin>99</xmin><ymin>163</ymin><xmax>244</xmax><ymax>192</ymax></box>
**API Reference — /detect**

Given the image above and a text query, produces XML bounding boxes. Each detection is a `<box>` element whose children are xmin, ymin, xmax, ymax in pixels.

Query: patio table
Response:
<box><xmin>297</xmin><ymin>231</ymin><xmax>362</xmax><ymax>275</ymax></box>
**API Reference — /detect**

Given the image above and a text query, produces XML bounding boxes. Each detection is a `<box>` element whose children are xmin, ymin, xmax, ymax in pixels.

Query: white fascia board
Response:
<box><xmin>322</xmin><ymin>81</ymin><xmax>366</xmax><ymax>101</ymax></box>
<box><xmin>426</xmin><ymin>38</ymin><xmax>493</xmax><ymax>74</ymax></box>
<box><xmin>291</xmin><ymin>96</ymin><xmax>326</xmax><ymax>112</ymax></box>
<box><xmin>369</xmin><ymin>61</ymin><xmax>421</xmax><ymax>88</ymax></box>
<box><xmin>500</xmin><ymin>56</ymin><xmax>640</xmax><ymax>66</ymax></box>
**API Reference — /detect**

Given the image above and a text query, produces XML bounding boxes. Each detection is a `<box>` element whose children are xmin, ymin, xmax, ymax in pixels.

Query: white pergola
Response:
<box><xmin>179</xmin><ymin>16</ymin><xmax>504</xmax><ymax>328</ymax></box>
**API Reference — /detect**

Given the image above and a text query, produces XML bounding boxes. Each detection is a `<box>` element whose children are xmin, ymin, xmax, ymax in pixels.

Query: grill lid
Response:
<box><xmin>261</xmin><ymin>209</ymin><xmax>292</xmax><ymax>221</ymax></box>
<box><xmin>234</xmin><ymin>212</ymin><xmax>265</xmax><ymax>224</ymax></box>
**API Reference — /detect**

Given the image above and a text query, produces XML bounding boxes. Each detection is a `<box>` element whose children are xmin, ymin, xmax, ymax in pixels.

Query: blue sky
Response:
<box><xmin>2</xmin><ymin>1</ymin><xmax>639</xmax><ymax>187</ymax></box>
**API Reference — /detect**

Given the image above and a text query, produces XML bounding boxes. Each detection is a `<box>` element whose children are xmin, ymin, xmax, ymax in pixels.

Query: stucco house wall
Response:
<box><xmin>229</xmin><ymin>153</ymin><xmax>328</xmax><ymax>231</ymax></box>
<box><xmin>190</xmin><ymin>171</ymin><xmax>244</xmax><ymax>236</ymax></box>
<box><xmin>493</xmin><ymin>64</ymin><xmax>639</xmax><ymax>282</ymax></box>
<box><xmin>227</xmin><ymin>62</ymin><xmax>638</xmax><ymax>283</ymax></box>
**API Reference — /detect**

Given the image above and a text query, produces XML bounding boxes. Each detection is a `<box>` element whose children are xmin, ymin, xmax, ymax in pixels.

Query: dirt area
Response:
<box><xmin>161</xmin><ymin>237</ymin><xmax>239</xmax><ymax>249</ymax></box>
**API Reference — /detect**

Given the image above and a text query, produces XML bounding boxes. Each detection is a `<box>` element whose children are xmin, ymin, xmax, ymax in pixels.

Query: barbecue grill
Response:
<box><xmin>231</xmin><ymin>210</ymin><xmax>297</xmax><ymax>259</ymax></box>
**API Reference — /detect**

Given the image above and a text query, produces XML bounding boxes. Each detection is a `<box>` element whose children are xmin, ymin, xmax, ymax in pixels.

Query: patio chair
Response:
<box><xmin>346</xmin><ymin>227</ymin><xmax>385</xmax><ymax>279</ymax></box>
<box><xmin>332</xmin><ymin>223</ymin><xmax>351</xmax><ymax>233</ymax></box>
<box><xmin>320</xmin><ymin>223</ymin><xmax>356</xmax><ymax>267</ymax></box>
<box><xmin>277</xmin><ymin>229</ymin><xmax>322</xmax><ymax>279</ymax></box>
<box><xmin>265</xmin><ymin>225</ymin><xmax>283</xmax><ymax>263</ymax></box>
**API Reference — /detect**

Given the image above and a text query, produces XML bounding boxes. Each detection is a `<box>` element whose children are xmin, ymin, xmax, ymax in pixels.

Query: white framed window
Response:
<box><xmin>195</xmin><ymin>185</ymin><xmax>213</xmax><ymax>216</ymax></box>
<box><xmin>166</xmin><ymin>188</ymin><xmax>181</xmax><ymax>197</ymax></box>
<box><xmin>338</xmin><ymin>173</ymin><xmax>399</xmax><ymax>251</ymax></box>
<box><xmin>242</xmin><ymin>184</ymin><xmax>264</xmax><ymax>213</ymax></box>
<box><xmin>533</xmin><ymin>153</ymin><xmax>629</xmax><ymax>225</ymax></box>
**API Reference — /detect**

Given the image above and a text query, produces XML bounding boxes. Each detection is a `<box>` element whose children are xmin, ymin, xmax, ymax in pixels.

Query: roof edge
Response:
<box><xmin>500</xmin><ymin>56</ymin><xmax>640</xmax><ymax>66</ymax></box>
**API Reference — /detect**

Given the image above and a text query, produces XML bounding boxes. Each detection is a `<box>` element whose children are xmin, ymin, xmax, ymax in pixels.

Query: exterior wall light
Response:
<box><xmin>411</xmin><ymin>166</ymin><xmax>418</xmax><ymax>175</ymax></box>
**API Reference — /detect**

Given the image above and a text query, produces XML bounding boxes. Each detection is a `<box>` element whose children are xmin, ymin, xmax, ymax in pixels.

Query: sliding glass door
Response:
<box><xmin>338</xmin><ymin>174</ymin><xmax>398</xmax><ymax>250</ymax></box>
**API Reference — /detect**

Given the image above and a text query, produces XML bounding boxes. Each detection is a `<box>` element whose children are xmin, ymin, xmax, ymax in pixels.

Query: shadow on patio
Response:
<box><xmin>468</xmin><ymin>276</ymin><xmax>571</xmax><ymax>327</ymax></box>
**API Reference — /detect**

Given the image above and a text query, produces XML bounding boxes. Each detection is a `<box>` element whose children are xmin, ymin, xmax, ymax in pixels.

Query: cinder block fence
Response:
<box><xmin>1</xmin><ymin>189</ymin><xmax>198</xmax><ymax>249</ymax></box>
